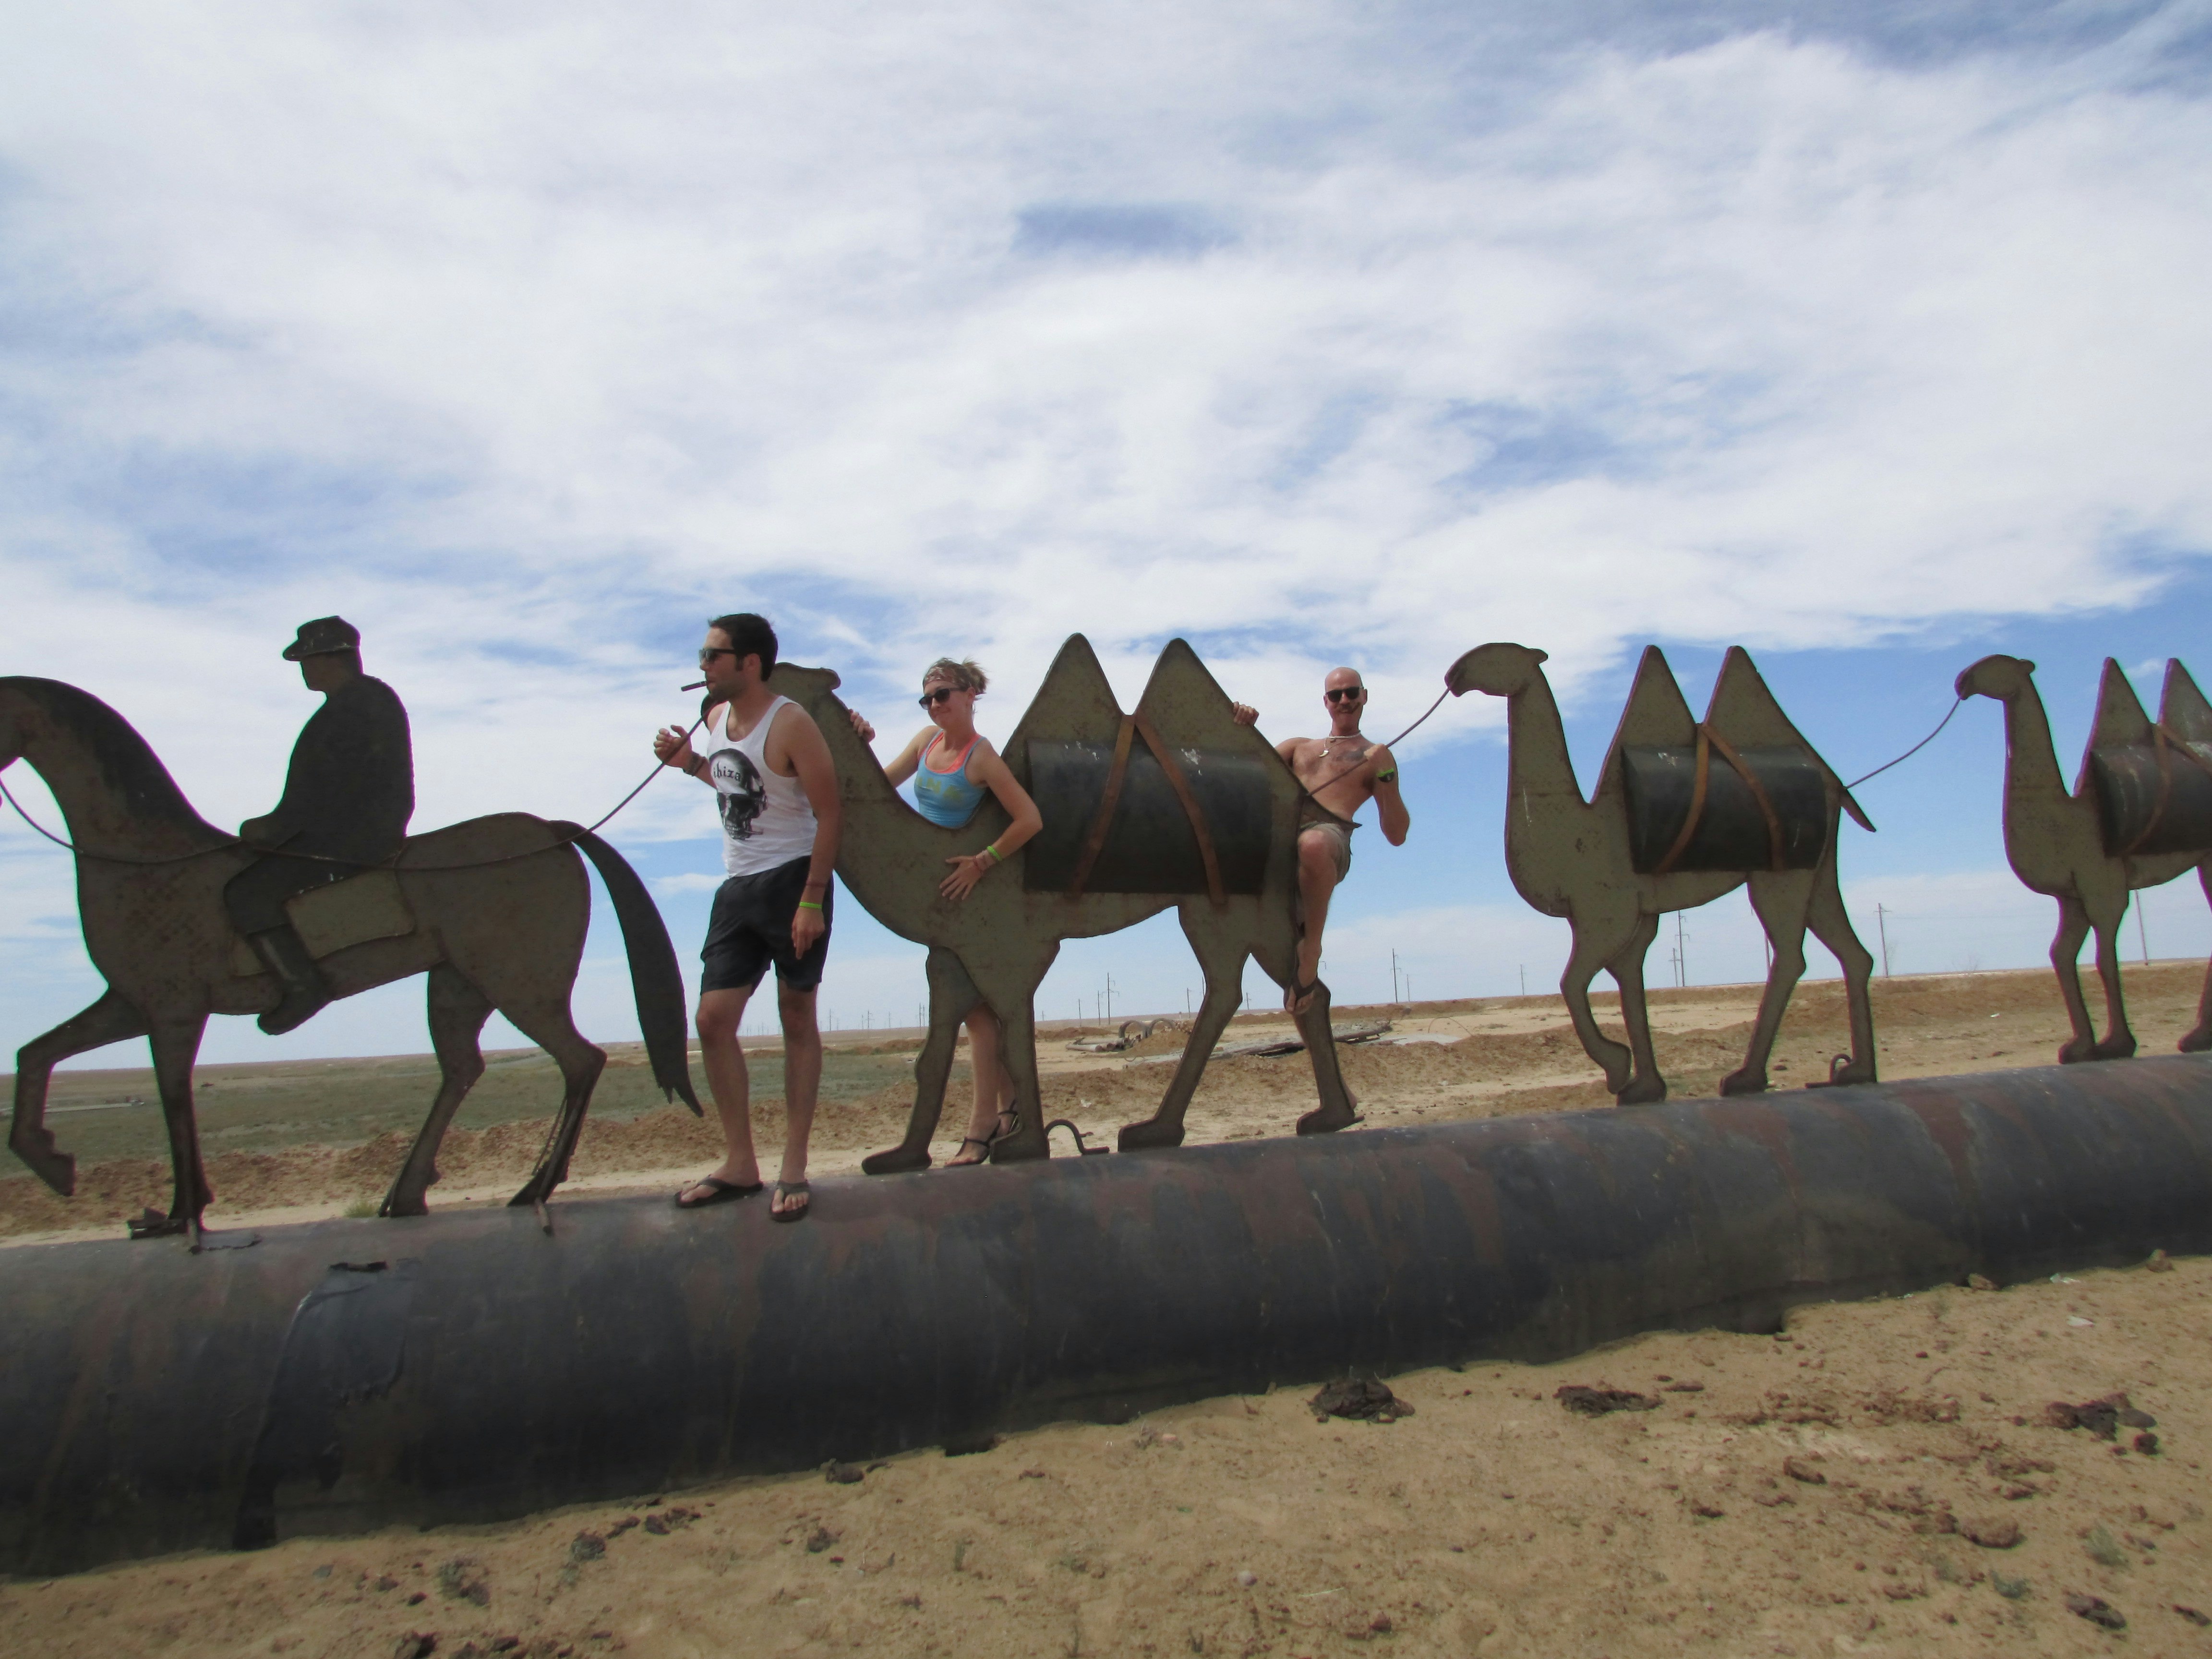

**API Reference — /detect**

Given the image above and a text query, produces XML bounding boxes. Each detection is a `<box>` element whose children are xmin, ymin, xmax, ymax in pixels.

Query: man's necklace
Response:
<box><xmin>1317</xmin><ymin>732</ymin><xmax>1366</xmax><ymax>763</ymax></box>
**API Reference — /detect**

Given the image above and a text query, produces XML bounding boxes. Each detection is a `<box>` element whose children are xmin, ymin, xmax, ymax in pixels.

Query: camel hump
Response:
<box><xmin>1595</xmin><ymin>646</ymin><xmax>1695</xmax><ymax>801</ymax></box>
<box><xmin>2077</xmin><ymin>657</ymin><xmax>2154</xmax><ymax>792</ymax></box>
<box><xmin>1004</xmin><ymin>635</ymin><xmax>1128</xmax><ymax>764</ymax></box>
<box><xmin>2087</xmin><ymin>657</ymin><xmax>2152</xmax><ymax>746</ymax></box>
<box><xmin>1133</xmin><ymin>638</ymin><xmax>1255</xmax><ymax>751</ymax></box>
<box><xmin>1701</xmin><ymin>646</ymin><xmax>1873</xmax><ymax>832</ymax></box>
<box><xmin>2160</xmin><ymin>659</ymin><xmax>2212</xmax><ymax>744</ymax></box>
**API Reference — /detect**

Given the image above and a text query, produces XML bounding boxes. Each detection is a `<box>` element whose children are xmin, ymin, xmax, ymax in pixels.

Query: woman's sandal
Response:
<box><xmin>947</xmin><ymin>1137</ymin><xmax>994</xmax><ymax>1167</ymax></box>
<box><xmin>769</xmin><ymin>1179</ymin><xmax>811</xmax><ymax>1223</ymax></box>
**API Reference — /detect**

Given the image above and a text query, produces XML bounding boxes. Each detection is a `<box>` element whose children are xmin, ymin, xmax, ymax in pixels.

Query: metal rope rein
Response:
<box><xmin>1842</xmin><ymin>697</ymin><xmax>1964</xmax><ymax>791</ymax></box>
<box><xmin>0</xmin><ymin>714</ymin><xmax>705</xmax><ymax>872</ymax></box>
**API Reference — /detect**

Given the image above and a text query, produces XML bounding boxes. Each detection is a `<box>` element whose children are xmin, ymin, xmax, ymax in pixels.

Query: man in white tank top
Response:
<box><xmin>652</xmin><ymin>613</ymin><xmax>843</xmax><ymax>1222</ymax></box>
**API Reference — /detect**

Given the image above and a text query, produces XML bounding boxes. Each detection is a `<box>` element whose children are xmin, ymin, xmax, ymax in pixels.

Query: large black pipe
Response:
<box><xmin>5</xmin><ymin>1056</ymin><xmax>2211</xmax><ymax>1577</ymax></box>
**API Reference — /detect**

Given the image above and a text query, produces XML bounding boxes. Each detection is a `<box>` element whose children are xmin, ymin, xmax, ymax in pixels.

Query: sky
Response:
<box><xmin>4</xmin><ymin>0</ymin><xmax>2212</xmax><ymax>1068</ymax></box>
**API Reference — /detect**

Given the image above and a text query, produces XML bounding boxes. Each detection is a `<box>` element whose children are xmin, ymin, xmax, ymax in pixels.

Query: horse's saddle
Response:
<box><xmin>227</xmin><ymin>869</ymin><xmax>418</xmax><ymax>977</ymax></box>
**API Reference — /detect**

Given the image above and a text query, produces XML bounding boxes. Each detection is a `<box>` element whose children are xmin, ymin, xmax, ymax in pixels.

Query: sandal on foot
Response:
<box><xmin>948</xmin><ymin>1137</ymin><xmax>994</xmax><ymax>1167</ymax></box>
<box><xmin>676</xmin><ymin>1176</ymin><xmax>763</xmax><ymax>1209</ymax></box>
<box><xmin>770</xmin><ymin>1179</ymin><xmax>811</xmax><ymax>1223</ymax></box>
<box><xmin>987</xmin><ymin>1109</ymin><xmax>1021</xmax><ymax>1144</ymax></box>
<box><xmin>1285</xmin><ymin>978</ymin><xmax>1319</xmax><ymax>1015</ymax></box>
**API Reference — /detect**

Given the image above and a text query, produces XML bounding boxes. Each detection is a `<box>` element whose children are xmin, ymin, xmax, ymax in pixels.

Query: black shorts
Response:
<box><xmin>700</xmin><ymin>858</ymin><xmax>832</xmax><ymax>994</ymax></box>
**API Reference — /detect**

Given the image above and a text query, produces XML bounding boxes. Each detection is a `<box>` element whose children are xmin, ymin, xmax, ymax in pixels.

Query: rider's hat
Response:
<box><xmin>282</xmin><ymin>616</ymin><xmax>361</xmax><ymax>661</ymax></box>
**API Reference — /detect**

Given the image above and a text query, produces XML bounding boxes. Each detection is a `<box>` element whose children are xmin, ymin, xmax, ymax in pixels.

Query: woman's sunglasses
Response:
<box><xmin>918</xmin><ymin>686</ymin><xmax>963</xmax><ymax>708</ymax></box>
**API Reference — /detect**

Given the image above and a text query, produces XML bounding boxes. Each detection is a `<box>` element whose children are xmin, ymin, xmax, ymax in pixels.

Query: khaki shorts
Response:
<box><xmin>1299</xmin><ymin>820</ymin><xmax>1354</xmax><ymax>882</ymax></box>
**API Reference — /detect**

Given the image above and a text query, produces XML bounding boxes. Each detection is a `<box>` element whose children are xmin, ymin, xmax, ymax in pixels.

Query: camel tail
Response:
<box><xmin>556</xmin><ymin>823</ymin><xmax>703</xmax><ymax>1115</ymax></box>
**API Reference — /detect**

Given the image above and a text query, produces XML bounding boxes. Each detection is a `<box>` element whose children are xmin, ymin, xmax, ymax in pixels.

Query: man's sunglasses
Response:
<box><xmin>918</xmin><ymin>686</ymin><xmax>963</xmax><ymax>708</ymax></box>
<box><xmin>1325</xmin><ymin>686</ymin><xmax>1365</xmax><ymax>703</ymax></box>
<box><xmin>698</xmin><ymin>647</ymin><xmax>744</xmax><ymax>667</ymax></box>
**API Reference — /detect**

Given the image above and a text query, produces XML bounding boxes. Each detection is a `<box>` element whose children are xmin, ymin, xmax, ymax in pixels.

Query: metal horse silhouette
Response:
<box><xmin>774</xmin><ymin>635</ymin><xmax>1358</xmax><ymax>1166</ymax></box>
<box><xmin>1957</xmin><ymin>654</ymin><xmax>2212</xmax><ymax>1061</ymax></box>
<box><xmin>1446</xmin><ymin>643</ymin><xmax>1877</xmax><ymax>1104</ymax></box>
<box><xmin>1</xmin><ymin>677</ymin><xmax>698</xmax><ymax>1237</ymax></box>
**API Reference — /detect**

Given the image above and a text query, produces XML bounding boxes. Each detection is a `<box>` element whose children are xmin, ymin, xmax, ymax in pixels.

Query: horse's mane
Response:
<box><xmin>2</xmin><ymin>677</ymin><xmax>222</xmax><ymax>838</ymax></box>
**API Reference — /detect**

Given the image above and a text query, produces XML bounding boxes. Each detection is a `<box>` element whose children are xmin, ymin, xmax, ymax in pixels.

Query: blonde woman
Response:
<box><xmin>853</xmin><ymin>658</ymin><xmax>1044</xmax><ymax>1165</ymax></box>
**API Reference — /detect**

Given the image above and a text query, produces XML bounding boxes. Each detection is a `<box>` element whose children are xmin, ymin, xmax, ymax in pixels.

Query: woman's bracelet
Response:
<box><xmin>982</xmin><ymin>843</ymin><xmax>1001</xmax><ymax>866</ymax></box>
<box><xmin>796</xmin><ymin>899</ymin><xmax>824</xmax><ymax>912</ymax></box>
<box><xmin>685</xmin><ymin>755</ymin><xmax>707</xmax><ymax>779</ymax></box>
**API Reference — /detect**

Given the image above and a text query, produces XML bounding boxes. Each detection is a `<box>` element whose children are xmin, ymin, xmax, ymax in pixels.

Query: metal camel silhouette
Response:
<box><xmin>1956</xmin><ymin>654</ymin><xmax>2212</xmax><ymax>1061</ymax></box>
<box><xmin>2</xmin><ymin>677</ymin><xmax>698</xmax><ymax>1238</ymax></box>
<box><xmin>772</xmin><ymin>634</ymin><xmax>1358</xmax><ymax>1166</ymax></box>
<box><xmin>1446</xmin><ymin>642</ymin><xmax>1878</xmax><ymax>1104</ymax></box>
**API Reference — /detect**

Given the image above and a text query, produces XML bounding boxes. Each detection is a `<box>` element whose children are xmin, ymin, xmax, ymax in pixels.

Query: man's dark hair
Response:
<box><xmin>708</xmin><ymin>613</ymin><xmax>778</xmax><ymax>677</ymax></box>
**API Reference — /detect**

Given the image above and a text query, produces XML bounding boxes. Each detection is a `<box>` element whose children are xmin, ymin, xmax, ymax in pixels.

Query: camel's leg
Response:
<box><xmin>382</xmin><ymin>965</ymin><xmax>494</xmax><ymax>1218</ymax></box>
<box><xmin>1120</xmin><ymin>918</ymin><xmax>1247</xmax><ymax>1151</ymax></box>
<box><xmin>1805</xmin><ymin>859</ymin><xmax>1878</xmax><ymax>1086</ymax></box>
<box><xmin>1561</xmin><ymin>910</ymin><xmax>1642</xmax><ymax>1099</ymax></box>
<box><xmin>11</xmin><ymin>988</ymin><xmax>146</xmax><ymax>1197</ymax></box>
<box><xmin>1292</xmin><ymin>977</ymin><xmax>1361</xmax><ymax>1134</ymax></box>
<box><xmin>1720</xmin><ymin>872</ymin><xmax>1815</xmax><ymax>1096</ymax></box>
<box><xmin>1605</xmin><ymin>913</ymin><xmax>1663</xmax><ymax>1101</ymax></box>
<box><xmin>2089</xmin><ymin>901</ymin><xmax>2138</xmax><ymax>1061</ymax></box>
<box><xmin>2180</xmin><ymin>863</ymin><xmax>2212</xmax><ymax>1053</ymax></box>
<box><xmin>142</xmin><ymin>1015</ymin><xmax>213</xmax><ymax>1239</ymax></box>
<box><xmin>986</xmin><ymin>983</ymin><xmax>1051</xmax><ymax>1164</ymax></box>
<box><xmin>498</xmin><ymin>994</ymin><xmax>608</xmax><ymax>1208</ymax></box>
<box><xmin>864</xmin><ymin>946</ymin><xmax>982</xmax><ymax>1174</ymax></box>
<box><xmin>2050</xmin><ymin>896</ymin><xmax>2100</xmax><ymax>1063</ymax></box>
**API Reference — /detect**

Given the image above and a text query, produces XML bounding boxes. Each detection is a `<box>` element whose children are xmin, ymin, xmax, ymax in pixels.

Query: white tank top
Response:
<box><xmin>703</xmin><ymin>696</ymin><xmax>819</xmax><ymax>877</ymax></box>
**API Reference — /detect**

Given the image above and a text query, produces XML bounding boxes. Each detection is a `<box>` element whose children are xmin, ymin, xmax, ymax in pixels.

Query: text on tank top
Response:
<box><xmin>705</xmin><ymin>696</ymin><xmax>819</xmax><ymax>877</ymax></box>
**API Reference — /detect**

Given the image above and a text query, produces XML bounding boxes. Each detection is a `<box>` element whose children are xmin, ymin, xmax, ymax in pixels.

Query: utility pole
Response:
<box><xmin>1518</xmin><ymin>964</ymin><xmax>1526</xmax><ymax>997</ymax></box>
<box><xmin>1675</xmin><ymin>913</ymin><xmax>1688</xmax><ymax>988</ymax></box>
<box><xmin>1106</xmin><ymin>974</ymin><xmax>1115</xmax><ymax>1023</ymax></box>
<box><xmin>1877</xmin><ymin>905</ymin><xmax>1892</xmax><ymax>978</ymax></box>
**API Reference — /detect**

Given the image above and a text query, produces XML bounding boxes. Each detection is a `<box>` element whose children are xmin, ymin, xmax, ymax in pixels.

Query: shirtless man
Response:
<box><xmin>1232</xmin><ymin>667</ymin><xmax>1409</xmax><ymax>1013</ymax></box>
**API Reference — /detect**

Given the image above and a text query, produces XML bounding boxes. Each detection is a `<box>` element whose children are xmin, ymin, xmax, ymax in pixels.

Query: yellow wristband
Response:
<box><xmin>983</xmin><ymin>843</ymin><xmax>1000</xmax><ymax>865</ymax></box>
<box><xmin>796</xmin><ymin>900</ymin><xmax>823</xmax><ymax>912</ymax></box>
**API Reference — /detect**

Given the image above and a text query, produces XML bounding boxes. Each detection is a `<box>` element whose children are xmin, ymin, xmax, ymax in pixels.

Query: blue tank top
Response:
<box><xmin>914</xmin><ymin>733</ymin><xmax>989</xmax><ymax>827</ymax></box>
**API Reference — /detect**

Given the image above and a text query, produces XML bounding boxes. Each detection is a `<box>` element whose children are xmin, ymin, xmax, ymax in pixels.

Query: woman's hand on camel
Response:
<box><xmin>653</xmin><ymin>726</ymin><xmax>696</xmax><ymax>769</ymax></box>
<box><xmin>848</xmin><ymin>709</ymin><xmax>877</xmax><ymax>744</ymax></box>
<box><xmin>940</xmin><ymin>853</ymin><xmax>993</xmax><ymax>901</ymax></box>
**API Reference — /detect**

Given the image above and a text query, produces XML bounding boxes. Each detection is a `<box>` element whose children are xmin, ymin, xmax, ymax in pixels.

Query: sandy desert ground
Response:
<box><xmin>5</xmin><ymin>962</ymin><xmax>2212</xmax><ymax>1657</ymax></box>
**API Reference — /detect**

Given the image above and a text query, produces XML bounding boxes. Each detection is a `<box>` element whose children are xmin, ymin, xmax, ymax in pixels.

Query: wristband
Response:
<box><xmin>796</xmin><ymin>900</ymin><xmax>824</xmax><ymax>912</ymax></box>
<box><xmin>686</xmin><ymin>755</ymin><xmax>707</xmax><ymax>779</ymax></box>
<box><xmin>982</xmin><ymin>843</ymin><xmax>1000</xmax><ymax>865</ymax></box>
<box><xmin>1375</xmin><ymin>769</ymin><xmax>1397</xmax><ymax>784</ymax></box>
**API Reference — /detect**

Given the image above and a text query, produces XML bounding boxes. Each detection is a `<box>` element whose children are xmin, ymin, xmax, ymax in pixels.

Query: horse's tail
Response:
<box><xmin>554</xmin><ymin>822</ymin><xmax>702</xmax><ymax>1116</ymax></box>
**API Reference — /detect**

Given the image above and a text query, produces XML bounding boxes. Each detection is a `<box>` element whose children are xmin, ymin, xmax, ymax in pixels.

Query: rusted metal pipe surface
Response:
<box><xmin>6</xmin><ymin>1055</ymin><xmax>2211</xmax><ymax>1576</ymax></box>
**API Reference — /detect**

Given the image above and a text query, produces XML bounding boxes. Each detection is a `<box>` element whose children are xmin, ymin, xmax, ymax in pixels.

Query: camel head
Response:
<box><xmin>1445</xmin><ymin>643</ymin><xmax>1549</xmax><ymax>699</ymax></box>
<box><xmin>1955</xmin><ymin>654</ymin><xmax>2037</xmax><ymax>703</ymax></box>
<box><xmin>764</xmin><ymin>663</ymin><xmax>843</xmax><ymax>719</ymax></box>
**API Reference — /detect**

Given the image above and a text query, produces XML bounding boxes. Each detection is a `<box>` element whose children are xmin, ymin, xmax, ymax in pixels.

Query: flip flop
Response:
<box><xmin>675</xmin><ymin>1176</ymin><xmax>763</xmax><ymax>1210</ymax></box>
<box><xmin>770</xmin><ymin>1179</ymin><xmax>811</xmax><ymax>1223</ymax></box>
